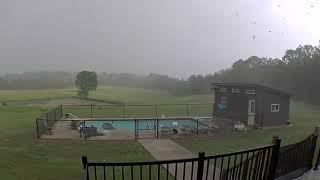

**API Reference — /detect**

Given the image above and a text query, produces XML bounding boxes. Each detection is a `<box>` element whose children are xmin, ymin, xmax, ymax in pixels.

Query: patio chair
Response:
<box><xmin>47</xmin><ymin>127</ymin><xmax>54</xmax><ymax>135</ymax></box>
<box><xmin>68</xmin><ymin>120</ymin><xmax>77</xmax><ymax>130</ymax></box>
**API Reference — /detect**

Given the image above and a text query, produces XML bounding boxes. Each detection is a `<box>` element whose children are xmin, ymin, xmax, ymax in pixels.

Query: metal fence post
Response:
<box><xmin>197</xmin><ymin>119</ymin><xmax>199</xmax><ymax>136</ymax></box>
<box><xmin>155</xmin><ymin>104</ymin><xmax>158</xmax><ymax>117</ymax></box>
<box><xmin>36</xmin><ymin>118</ymin><xmax>40</xmax><ymax>139</ymax></box>
<box><xmin>84</xmin><ymin>120</ymin><xmax>86</xmax><ymax>141</ymax></box>
<box><xmin>196</xmin><ymin>152</ymin><xmax>205</xmax><ymax>180</ymax></box>
<box><xmin>267</xmin><ymin>136</ymin><xmax>281</xmax><ymax>180</ymax></box>
<box><xmin>90</xmin><ymin>104</ymin><xmax>93</xmax><ymax>118</ymax></box>
<box><xmin>313</xmin><ymin>126</ymin><xmax>320</xmax><ymax>170</ymax></box>
<box><xmin>123</xmin><ymin>104</ymin><xmax>126</xmax><ymax>118</ymax></box>
<box><xmin>82</xmin><ymin>156</ymin><xmax>89</xmax><ymax>180</ymax></box>
<box><xmin>186</xmin><ymin>104</ymin><xmax>189</xmax><ymax>117</ymax></box>
<box><xmin>60</xmin><ymin>104</ymin><xmax>63</xmax><ymax>118</ymax></box>
<box><xmin>53</xmin><ymin>109</ymin><xmax>56</xmax><ymax>121</ymax></box>
<box><xmin>261</xmin><ymin>113</ymin><xmax>264</xmax><ymax>129</ymax></box>
<box><xmin>134</xmin><ymin>119</ymin><xmax>137</xmax><ymax>139</ymax></box>
<box><xmin>156</xmin><ymin>118</ymin><xmax>159</xmax><ymax>139</ymax></box>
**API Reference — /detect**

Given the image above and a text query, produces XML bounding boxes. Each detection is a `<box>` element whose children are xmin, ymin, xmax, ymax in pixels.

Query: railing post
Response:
<box><xmin>82</xmin><ymin>156</ymin><xmax>89</xmax><ymax>180</ymax></box>
<box><xmin>36</xmin><ymin>118</ymin><xmax>40</xmax><ymax>139</ymax></box>
<box><xmin>267</xmin><ymin>136</ymin><xmax>281</xmax><ymax>180</ymax></box>
<box><xmin>197</xmin><ymin>152</ymin><xmax>205</xmax><ymax>180</ymax></box>
<box><xmin>155</xmin><ymin>104</ymin><xmax>158</xmax><ymax>117</ymax></box>
<box><xmin>313</xmin><ymin>126</ymin><xmax>320</xmax><ymax>170</ymax></box>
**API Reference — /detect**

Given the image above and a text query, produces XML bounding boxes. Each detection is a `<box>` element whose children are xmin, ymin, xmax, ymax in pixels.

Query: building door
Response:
<box><xmin>248</xmin><ymin>99</ymin><xmax>256</xmax><ymax>125</ymax></box>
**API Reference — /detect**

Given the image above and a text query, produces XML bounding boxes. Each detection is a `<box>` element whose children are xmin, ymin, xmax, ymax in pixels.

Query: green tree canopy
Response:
<box><xmin>75</xmin><ymin>71</ymin><xmax>98</xmax><ymax>98</ymax></box>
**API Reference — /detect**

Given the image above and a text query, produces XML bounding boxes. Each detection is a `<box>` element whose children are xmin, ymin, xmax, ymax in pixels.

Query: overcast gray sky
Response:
<box><xmin>1</xmin><ymin>0</ymin><xmax>320</xmax><ymax>77</ymax></box>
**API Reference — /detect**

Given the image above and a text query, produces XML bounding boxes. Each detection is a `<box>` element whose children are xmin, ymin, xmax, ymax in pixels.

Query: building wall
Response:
<box><xmin>258</xmin><ymin>91</ymin><xmax>290</xmax><ymax>126</ymax></box>
<box><xmin>213</xmin><ymin>86</ymin><xmax>256</xmax><ymax>124</ymax></box>
<box><xmin>213</xmin><ymin>85</ymin><xmax>290</xmax><ymax>127</ymax></box>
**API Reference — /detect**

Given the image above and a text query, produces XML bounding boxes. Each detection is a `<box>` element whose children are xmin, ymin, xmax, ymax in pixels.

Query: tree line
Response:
<box><xmin>212</xmin><ymin>44</ymin><xmax>320</xmax><ymax>104</ymax></box>
<box><xmin>1</xmin><ymin>43</ymin><xmax>319</xmax><ymax>104</ymax></box>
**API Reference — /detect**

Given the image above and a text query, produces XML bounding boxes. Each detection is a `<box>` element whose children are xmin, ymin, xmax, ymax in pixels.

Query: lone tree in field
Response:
<box><xmin>75</xmin><ymin>71</ymin><xmax>98</xmax><ymax>99</ymax></box>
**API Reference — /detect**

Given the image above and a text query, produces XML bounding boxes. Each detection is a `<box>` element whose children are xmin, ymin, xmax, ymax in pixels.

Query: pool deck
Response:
<box><xmin>294</xmin><ymin>169</ymin><xmax>320</xmax><ymax>180</ymax></box>
<box><xmin>138</xmin><ymin>139</ymin><xmax>221</xmax><ymax>180</ymax></box>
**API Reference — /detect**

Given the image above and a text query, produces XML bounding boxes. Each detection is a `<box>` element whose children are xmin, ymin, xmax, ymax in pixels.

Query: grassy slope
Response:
<box><xmin>175</xmin><ymin>102</ymin><xmax>320</xmax><ymax>155</ymax></box>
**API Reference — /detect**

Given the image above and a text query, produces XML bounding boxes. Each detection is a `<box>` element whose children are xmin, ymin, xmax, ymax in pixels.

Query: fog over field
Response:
<box><xmin>1</xmin><ymin>0</ymin><xmax>319</xmax><ymax>77</ymax></box>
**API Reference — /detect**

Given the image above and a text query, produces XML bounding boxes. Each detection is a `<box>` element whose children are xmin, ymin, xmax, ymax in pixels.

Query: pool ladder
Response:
<box><xmin>65</xmin><ymin>113</ymin><xmax>79</xmax><ymax>119</ymax></box>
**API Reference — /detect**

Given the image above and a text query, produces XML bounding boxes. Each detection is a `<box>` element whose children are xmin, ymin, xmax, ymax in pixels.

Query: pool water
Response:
<box><xmin>84</xmin><ymin>119</ymin><xmax>206</xmax><ymax>131</ymax></box>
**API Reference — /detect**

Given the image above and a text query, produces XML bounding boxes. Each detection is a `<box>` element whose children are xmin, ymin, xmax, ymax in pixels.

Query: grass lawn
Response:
<box><xmin>0</xmin><ymin>86</ymin><xmax>214</xmax><ymax>104</ymax></box>
<box><xmin>175</xmin><ymin>102</ymin><xmax>320</xmax><ymax>155</ymax></box>
<box><xmin>0</xmin><ymin>106</ymin><xmax>152</xmax><ymax>180</ymax></box>
<box><xmin>0</xmin><ymin>87</ymin><xmax>213</xmax><ymax>180</ymax></box>
<box><xmin>1</xmin><ymin>86</ymin><xmax>320</xmax><ymax>179</ymax></box>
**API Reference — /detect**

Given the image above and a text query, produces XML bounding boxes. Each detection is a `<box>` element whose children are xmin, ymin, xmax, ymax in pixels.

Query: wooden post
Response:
<box><xmin>196</xmin><ymin>152</ymin><xmax>205</xmax><ymax>180</ymax></box>
<box><xmin>313</xmin><ymin>126</ymin><xmax>320</xmax><ymax>169</ymax></box>
<box><xmin>267</xmin><ymin>136</ymin><xmax>281</xmax><ymax>180</ymax></box>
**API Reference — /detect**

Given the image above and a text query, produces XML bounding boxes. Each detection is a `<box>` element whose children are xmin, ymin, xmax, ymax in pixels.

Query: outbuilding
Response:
<box><xmin>212</xmin><ymin>83</ymin><xmax>291</xmax><ymax>127</ymax></box>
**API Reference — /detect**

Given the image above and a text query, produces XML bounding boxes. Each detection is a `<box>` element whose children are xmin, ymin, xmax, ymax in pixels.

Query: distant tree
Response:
<box><xmin>75</xmin><ymin>71</ymin><xmax>98</xmax><ymax>99</ymax></box>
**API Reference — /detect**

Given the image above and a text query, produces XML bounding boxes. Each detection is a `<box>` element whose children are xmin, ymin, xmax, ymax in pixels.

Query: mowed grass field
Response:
<box><xmin>176</xmin><ymin>102</ymin><xmax>320</xmax><ymax>154</ymax></box>
<box><xmin>0</xmin><ymin>86</ymin><xmax>213</xmax><ymax>180</ymax></box>
<box><xmin>1</xmin><ymin>86</ymin><xmax>320</xmax><ymax>179</ymax></box>
<box><xmin>0</xmin><ymin>86</ymin><xmax>214</xmax><ymax>104</ymax></box>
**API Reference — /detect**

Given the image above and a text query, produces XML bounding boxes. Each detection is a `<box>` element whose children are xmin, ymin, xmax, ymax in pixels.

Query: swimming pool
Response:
<box><xmin>84</xmin><ymin>118</ymin><xmax>207</xmax><ymax>131</ymax></box>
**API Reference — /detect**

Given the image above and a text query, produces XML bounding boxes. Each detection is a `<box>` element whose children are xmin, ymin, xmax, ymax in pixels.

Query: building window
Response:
<box><xmin>232</xmin><ymin>88</ymin><xmax>241</xmax><ymax>93</ymax></box>
<box><xmin>220</xmin><ymin>87</ymin><xmax>227</xmax><ymax>92</ymax></box>
<box><xmin>271</xmin><ymin>104</ymin><xmax>280</xmax><ymax>112</ymax></box>
<box><xmin>246</xmin><ymin>89</ymin><xmax>256</xmax><ymax>95</ymax></box>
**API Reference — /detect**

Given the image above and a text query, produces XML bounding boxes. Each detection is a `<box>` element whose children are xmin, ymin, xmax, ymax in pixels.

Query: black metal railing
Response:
<box><xmin>82</xmin><ymin>141</ymin><xmax>279</xmax><ymax>180</ymax></box>
<box><xmin>61</xmin><ymin>103</ymin><xmax>214</xmax><ymax>119</ymax></box>
<box><xmin>36</xmin><ymin>117</ymin><xmax>213</xmax><ymax>140</ymax></box>
<box><xmin>275</xmin><ymin>134</ymin><xmax>318</xmax><ymax>178</ymax></box>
